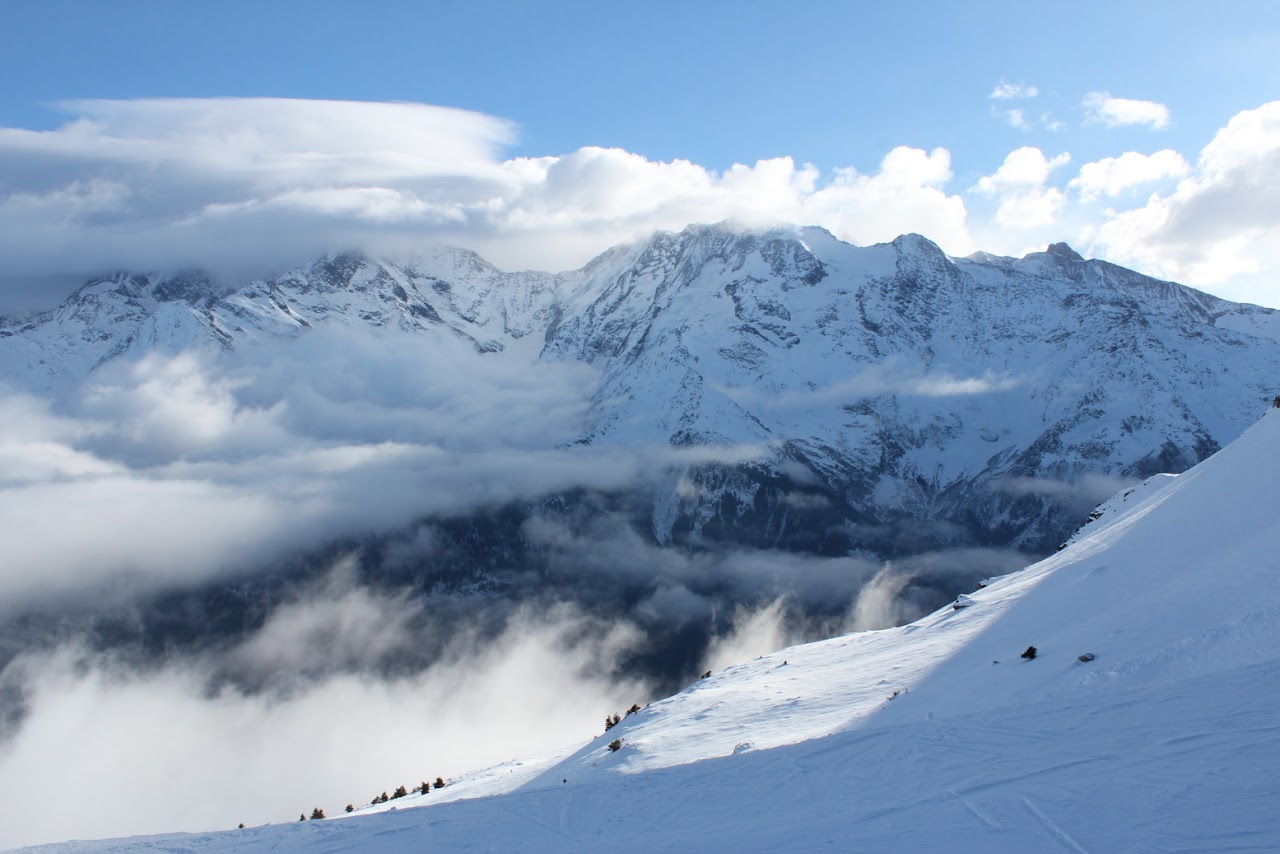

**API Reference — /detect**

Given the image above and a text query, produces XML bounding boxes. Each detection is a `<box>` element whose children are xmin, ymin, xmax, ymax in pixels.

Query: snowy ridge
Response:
<box><xmin>20</xmin><ymin>406</ymin><xmax>1280</xmax><ymax>852</ymax></box>
<box><xmin>5</xmin><ymin>223</ymin><xmax>1277</xmax><ymax>557</ymax></box>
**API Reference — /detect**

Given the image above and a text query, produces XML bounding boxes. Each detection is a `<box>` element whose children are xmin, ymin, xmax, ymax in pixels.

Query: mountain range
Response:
<box><xmin>5</xmin><ymin>222</ymin><xmax>1280</xmax><ymax>848</ymax></box>
<box><xmin>5</xmin><ymin>222</ymin><xmax>1279</xmax><ymax>562</ymax></box>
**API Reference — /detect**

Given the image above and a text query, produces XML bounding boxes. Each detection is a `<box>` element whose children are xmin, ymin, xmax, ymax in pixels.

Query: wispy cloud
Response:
<box><xmin>716</xmin><ymin>362</ymin><xmax>1022</xmax><ymax>410</ymax></box>
<box><xmin>1040</xmin><ymin>112</ymin><xmax>1067</xmax><ymax>133</ymax></box>
<box><xmin>1082</xmin><ymin>92</ymin><xmax>1171</xmax><ymax>129</ymax></box>
<box><xmin>989</xmin><ymin>80</ymin><xmax>1040</xmax><ymax>100</ymax></box>
<box><xmin>1005</xmin><ymin>108</ymin><xmax>1030</xmax><ymax>131</ymax></box>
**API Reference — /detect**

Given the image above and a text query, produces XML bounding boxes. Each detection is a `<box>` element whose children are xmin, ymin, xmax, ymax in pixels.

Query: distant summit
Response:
<box><xmin>1045</xmin><ymin>242</ymin><xmax>1085</xmax><ymax>262</ymax></box>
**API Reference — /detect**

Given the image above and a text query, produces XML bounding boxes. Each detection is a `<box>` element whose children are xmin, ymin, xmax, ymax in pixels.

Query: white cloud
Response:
<box><xmin>987</xmin><ymin>81</ymin><xmax>1037</xmax><ymax>131</ymax></box>
<box><xmin>0</xmin><ymin>604</ymin><xmax>649</xmax><ymax>848</ymax></box>
<box><xmin>1041</xmin><ymin>113</ymin><xmax>1067</xmax><ymax>133</ymax></box>
<box><xmin>1</xmin><ymin>95</ymin><xmax>1277</xmax><ymax>315</ymax></box>
<box><xmin>700</xmin><ymin>598</ymin><xmax>791</xmax><ymax>673</ymax></box>
<box><xmin>0</xmin><ymin>330</ymin><xmax>761</xmax><ymax>610</ymax></box>
<box><xmin>0</xmin><ymin>99</ymin><xmax>978</xmax><ymax>309</ymax></box>
<box><xmin>1069</xmin><ymin>150</ymin><xmax>1190</xmax><ymax>201</ymax></box>
<box><xmin>719</xmin><ymin>361</ymin><xmax>1022</xmax><ymax>410</ymax></box>
<box><xmin>976</xmin><ymin>147</ymin><xmax>1072</xmax><ymax>193</ymax></box>
<box><xmin>989</xmin><ymin>80</ymin><xmax>1039</xmax><ymax>100</ymax></box>
<box><xmin>974</xmin><ymin>147</ymin><xmax>1072</xmax><ymax>228</ymax></box>
<box><xmin>1086</xmin><ymin>101</ymin><xmax>1280</xmax><ymax>299</ymax></box>
<box><xmin>845</xmin><ymin>566</ymin><xmax>915</xmax><ymax>631</ymax></box>
<box><xmin>990</xmin><ymin>188</ymin><xmax>1067</xmax><ymax>227</ymax></box>
<box><xmin>797</xmin><ymin>146</ymin><xmax>972</xmax><ymax>254</ymax></box>
<box><xmin>1082</xmin><ymin>92</ymin><xmax>1171</xmax><ymax>129</ymax></box>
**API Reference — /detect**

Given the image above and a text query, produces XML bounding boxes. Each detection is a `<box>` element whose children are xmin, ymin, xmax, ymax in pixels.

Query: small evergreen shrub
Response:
<box><xmin>604</xmin><ymin>713</ymin><xmax>621</xmax><ymax>731</ymax></box>
<box><xmin>310</xmin><ymin>808</ymin><xmax>325</xmax><ymax>820</ymax></box>
<box><xmin>1021</xmin><ymin>646</ymin><xmax>1038</xmax><ymax>660</ymax></box>
<box><xmin>608</xmin><ymin>738</ymin><xmax>623</xmax><ymax>752</ymax></box>
<box><xmin>626</xmin><ymin>704</ymin><xmax>642</xmax><ymax>716</ymax></box>
<box><xmin>392</xmin><ymin>785</ymin><xmax>408</xmax><ymax>800</ymax></box>
<box><xmin>434</xmin><ymin>777</ymin><xmax>446</xmax><ymax>789</ymax></box>
<box><xmin>420</xmin><ymin>781</ymin><xmax>431</xmax><ymax>795</ymax></box>
<box><xmin>345</xmin><ymin>804</ymin><xmax>354</xmax><ymax>813</ymax></box>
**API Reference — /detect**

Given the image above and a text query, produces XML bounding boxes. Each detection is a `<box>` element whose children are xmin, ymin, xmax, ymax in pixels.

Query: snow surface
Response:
<box><xmin>16</xmin><ymin>406</ymin><xmax>1280</xmax><ymax>852</ymax></box>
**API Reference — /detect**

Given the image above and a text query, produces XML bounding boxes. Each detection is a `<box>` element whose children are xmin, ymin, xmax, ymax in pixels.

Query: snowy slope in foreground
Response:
<box><xmin>17</xmin><ymin>408</ymin><xmax>1280</xmax><ymax>852</ymax></box>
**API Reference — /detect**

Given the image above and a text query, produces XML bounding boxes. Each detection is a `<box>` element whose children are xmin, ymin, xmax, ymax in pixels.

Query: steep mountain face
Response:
<box><xmin>3</xmin><ymin>223</ymin><xmax>1279</xmax><ymax>562</ymax></box>
<box><xmin>549</xmin><ymin>225</ymin><xmax>1279</xmax><ymax>553</ymax></box>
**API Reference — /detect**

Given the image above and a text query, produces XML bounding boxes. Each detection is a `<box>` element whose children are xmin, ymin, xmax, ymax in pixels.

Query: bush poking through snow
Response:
<box><xmin>604</xmin><ymin>712</ymin><xmax>622</xmax><ymax>731</ymax></box>
<box><xmin>434</xmin><ymin>777</ymin><xmax>446</xmax><ymax>789</ymax></box>
<box><xmin>608</xmin><ymin>738</ymin><xmax>623</xmax><ymax>752</ymax></box>
<box><xmin>420</xmin><ymin>781</ymin><xmax>431</xmax><ymax>795</ymax></box>
<box><xmin>1078</xmin><ymin>652</ymin><xmax>1096</xmax><ymax>662</ymax></box>
<box><xmin>345</xmin><ymin>804</ymin><xmax>354</xmax><ymax>813</ymax></box>
<box><xmin>392</xmin><ymin>785</ymin><xmax>408</xmax><ymax>800</ymax></box>
<box><xmin>1021</xmin><ymin>646</ymin><xmax>1038</xmax><ymax>660</ymax></box>
<box><xmin>626</xmin><ymin>703</ymin><xmax>642</xmax><ymax>716</ymax></box>
<box><xmin>310</xmin><ymin>808</ymin><xmax>325</xmax><ymax>820</ymax></box>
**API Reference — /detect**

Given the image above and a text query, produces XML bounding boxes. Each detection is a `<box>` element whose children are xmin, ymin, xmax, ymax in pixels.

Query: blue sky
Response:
<box><xmin>2</xmin><ymin>0</ymin><xmax>1279</xmax><ymax>309</ymax></box>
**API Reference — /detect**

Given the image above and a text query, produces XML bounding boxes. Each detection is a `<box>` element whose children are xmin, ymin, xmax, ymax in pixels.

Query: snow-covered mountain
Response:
<box><xmin>4</xmin><ymin>223</ymin><xmax>1279</xmax><ymax>557</ymax></box>
<box><xmin>18</xmin><ymin>374</ymin><xmax>1280</xmax><ymax>852</ymax></box>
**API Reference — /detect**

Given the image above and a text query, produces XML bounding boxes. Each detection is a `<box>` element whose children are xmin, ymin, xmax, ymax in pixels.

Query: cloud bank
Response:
<box><xmin>0</xmin><ymin>601</ymin><xmax>649</xmax><ymax>849</ymax></box>
<box><xmin>0</xmin><ymin>98</ymin><xmax>974</xmax><ymax>310</ymax></box>
<box><xmin>1</xmin><ymin>96</ymin><xmax>1278</xmax><ymax>312</ymax></box>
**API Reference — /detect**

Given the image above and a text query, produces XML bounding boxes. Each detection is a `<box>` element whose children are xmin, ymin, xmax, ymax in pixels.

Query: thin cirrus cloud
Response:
<box><xmin>1082</xmin><ymin>91</ymin><xmax>1171</xmax><ymax>129</ymax></box>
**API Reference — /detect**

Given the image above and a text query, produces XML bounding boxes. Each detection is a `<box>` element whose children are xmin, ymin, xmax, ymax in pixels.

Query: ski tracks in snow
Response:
<box><xmin>1020</xmin><ymin>797</ymin><xmax>1089</xmax><ymax>854</ymax></box>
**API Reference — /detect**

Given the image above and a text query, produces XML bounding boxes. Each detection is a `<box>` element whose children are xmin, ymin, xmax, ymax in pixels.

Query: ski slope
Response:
<box><xmin>13</xmin><ymin>406</ymin><xmax>1280</xmax><ymax>852</ymax></box>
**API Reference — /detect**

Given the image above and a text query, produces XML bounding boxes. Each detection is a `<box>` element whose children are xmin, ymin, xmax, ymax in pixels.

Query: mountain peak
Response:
<box><xmin>890</xmin><ymin>232</ymin><xmax>946</xmax><ymax>257</ymax></box>
<box><xmin>1045</xmin><ymin>242</ymin><xmax>1084</xmax><ymax>262</ymax></box>
<box><xmin>68</xmin><ymin>270</ymin><xmax>218</xmax><ymax>306</ymax></box>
